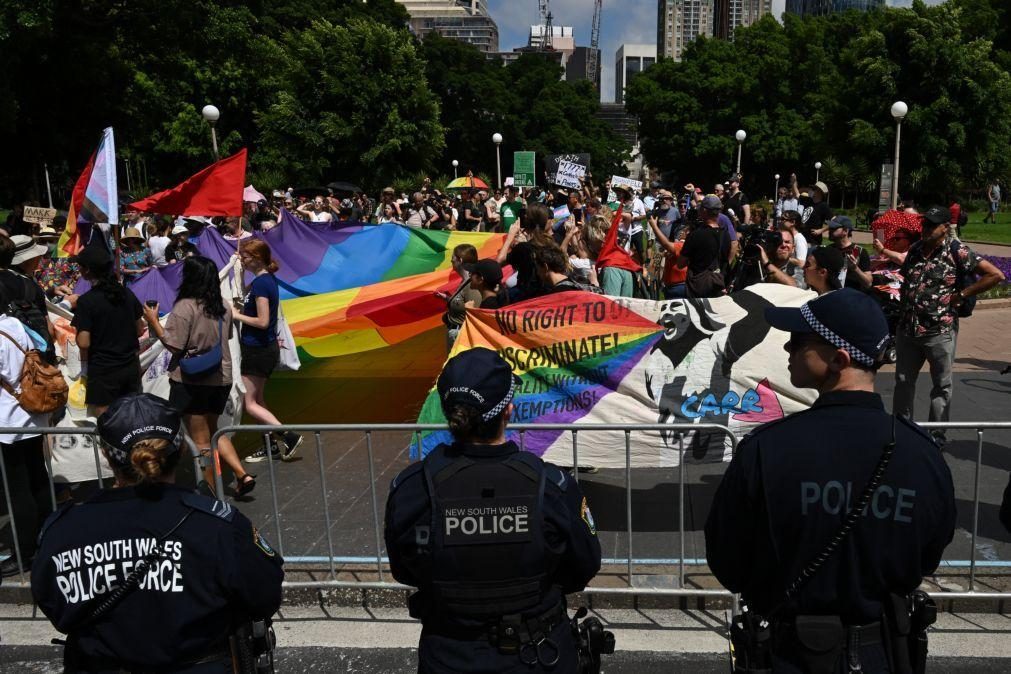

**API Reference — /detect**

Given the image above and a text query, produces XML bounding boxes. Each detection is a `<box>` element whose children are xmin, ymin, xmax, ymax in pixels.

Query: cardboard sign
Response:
<box><xmin>610</xmin><ymin>176</ymin><xmax>643</xmax><ymax>193</ymax></box>
<box><xmin>504</xmin><ymin>177</ymin><xmax>515</xmax><ymax>187</ymax></box>
<box><xmin>554</xmin><ymin>160</ymin><xmax>586</xmax><ymax>190</ymax></box>
<box><xmin>23</xmin><ymin>206</ymin><xmax>58</xmax><ymax>224</ymax></box>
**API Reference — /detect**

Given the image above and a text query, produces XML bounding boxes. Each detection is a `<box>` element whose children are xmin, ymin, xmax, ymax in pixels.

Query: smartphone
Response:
<box><xmin>145</xmin><ymin>300</ymin><xmax>158</xmax><ymax>308</ymax></box>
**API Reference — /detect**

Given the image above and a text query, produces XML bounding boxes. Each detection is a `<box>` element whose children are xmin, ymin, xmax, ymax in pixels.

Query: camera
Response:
<box><xmin>743</xmin><ymin>229</ymin><xmax>782</xmax><ymax>260</ymax></box>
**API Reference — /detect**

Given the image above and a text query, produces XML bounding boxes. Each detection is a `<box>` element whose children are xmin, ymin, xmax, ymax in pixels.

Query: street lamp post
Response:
<box><xmin>452</xmin><ymin>159</ymin><xmax>459</xmax><ymax>179</ymax></box>
<box><xmin>814</xmin><ymin>162</ymin><xmax>822</xmax><ymax>183</ymax></box>
<box><xmin>890</xmin><ymin>101</ymin><xmax>908</xmax><ymax>210</ymax></box>
<box><xmin>201</xmin><ymin>104</ymin><xmax>220</xmax><ymax>160</ymax></box>
<box><xmin>774</xmin><ymin>173</ymin><xmax>781</xmax><ymax>223</ymax></box>
<box><xmin>735</xmin><ymin>129</ymin><xmax>747</xmax><ymax>176</ymax></box>
<box><xmin>492</xmin><ymin>133</ymin><xmax>503</xmax><ymax>189</ymax></box>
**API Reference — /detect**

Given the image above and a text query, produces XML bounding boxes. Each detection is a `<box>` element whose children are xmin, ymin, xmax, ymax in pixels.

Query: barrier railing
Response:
<box><xmin>2</xmin><ymin>420</ymin><xmax>1010</xmax><ymax>605</ymax></box>
<box><xmin>210</xmin><ymin>422</ymin><xmax>739</xmax><ymax>593</ymax></box>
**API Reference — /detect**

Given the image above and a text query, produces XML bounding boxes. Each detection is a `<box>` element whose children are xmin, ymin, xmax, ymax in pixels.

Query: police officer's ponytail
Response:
<box><xmin>446</xmin><ymin>404</ymin><xmax>504</xmax><ymax>442</ymax></box>
<box><xmin>127</xmin><ymin>439</ymin><xmax>180</xmax><ymax>484</ymax></box>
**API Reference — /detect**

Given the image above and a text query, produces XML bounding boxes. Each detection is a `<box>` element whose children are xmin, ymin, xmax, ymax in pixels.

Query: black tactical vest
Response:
<box><xmin>421</xmin><ymin>445</ymin><xmax>550</xmax><ymax>619</ymax></box>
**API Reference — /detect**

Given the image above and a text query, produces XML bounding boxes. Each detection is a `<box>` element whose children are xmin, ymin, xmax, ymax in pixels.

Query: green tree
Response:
<box><xmin>255</xmin><ymin>18</ymin><xmax>444</xmax><ymax>190</ymax></box>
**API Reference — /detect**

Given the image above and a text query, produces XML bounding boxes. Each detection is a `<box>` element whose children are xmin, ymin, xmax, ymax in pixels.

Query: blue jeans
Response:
<box><xmin>663</xmin><ymin>283</ymin><xmax>687</xmax><ymax>299</ymax></box>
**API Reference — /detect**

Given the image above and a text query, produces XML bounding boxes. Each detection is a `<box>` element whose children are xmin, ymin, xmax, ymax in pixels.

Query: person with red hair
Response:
<box><xmin>234</xmin><ymin>239</ymin><xmax>302</xmax><ymax>462</ymax></box>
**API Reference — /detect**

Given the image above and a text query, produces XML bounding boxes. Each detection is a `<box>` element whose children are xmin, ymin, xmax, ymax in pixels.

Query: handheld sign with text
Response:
<box><xmin>554</xmin><ymin>160</ymin><xmax>586</xmax><ymax>190</ymax></box>
<box><xmin>513</xmin><ymin>152</ymin><xmax>536</xmax><ymax>187</ymax></box>
<box><xmin>610</xmin><ymin>176</ymin><xmax>643</xmax><ymax>194</ymax></box>
<box><xmin>23</xmin><ymin>206</ymin><xmax>58</xmax><ymax>225</ymax></box>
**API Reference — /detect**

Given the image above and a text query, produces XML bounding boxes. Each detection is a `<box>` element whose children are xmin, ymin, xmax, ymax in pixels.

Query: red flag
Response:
<box><xmin>595</xmin><ymin>206</ymin><xmax>642</xmax><ymax>273</ymax></box>
<box><xmin>128</xmin><ymin>149</ymin><xmax>247</xmax><ymax>216</ymax></box>
<box><xmin>58</xmin><ymin>149</ymin><xmax>97</xmax><ymax>257</ymax></box>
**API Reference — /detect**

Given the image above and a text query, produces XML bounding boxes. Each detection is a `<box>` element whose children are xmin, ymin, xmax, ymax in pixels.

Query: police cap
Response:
<box><xmin>98</xmin><ymin>393</ymin><xmax>181</xmax><ymax>466</ymax></box>
<box><xmin>437</xmin><ymin>348</ymin><xmax>521</xmax><ymax>421</ymax></box>
<box><xmin>764</xmin><ymin>288</ymin><xmax>889</xmax><ymax>368</ymax></box>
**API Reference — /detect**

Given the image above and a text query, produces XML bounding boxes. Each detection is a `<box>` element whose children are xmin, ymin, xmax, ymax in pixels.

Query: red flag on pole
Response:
<box><xmin>128</xmin><ymin>149</ymin><xmax>247</xmax><ymax>216</ymax></box>
<box><xmin>595</xmin><ymin>206</ymin><xmax>642</xmax><ymax>273</ymax></box>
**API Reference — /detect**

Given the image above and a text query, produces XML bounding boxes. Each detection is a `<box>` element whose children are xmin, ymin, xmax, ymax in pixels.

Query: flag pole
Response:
<box><xmin>44</xmin><ymin>163</ymin><xmax>53</xmax><ymax>208</ymax></box>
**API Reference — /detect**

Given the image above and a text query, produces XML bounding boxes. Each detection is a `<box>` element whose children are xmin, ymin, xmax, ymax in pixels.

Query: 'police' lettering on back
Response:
<box><xmin>800</xmin><ymin>481</ymin><xmax>916</xmax><ymax>523</ymax></box>
<box><xmin>50</xmin><ymin>538</ymin><xmax>185</xmax><ymax>604</ymax></box>
<box><xmin>442</xmin><ymin>497</ymin><xmax>535</xmax><ymax>546</ymax></box>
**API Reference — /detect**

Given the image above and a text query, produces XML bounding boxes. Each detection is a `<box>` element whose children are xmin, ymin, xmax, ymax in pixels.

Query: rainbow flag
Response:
<box><xmin>59</xmin><ymin>127</ymin><xmax>117</xmax><ymax>257</ymax></box>
<box><xmin>413</xmin><ymin>286</ymin><xmax>817</xmax><ymax>467</ymax></box>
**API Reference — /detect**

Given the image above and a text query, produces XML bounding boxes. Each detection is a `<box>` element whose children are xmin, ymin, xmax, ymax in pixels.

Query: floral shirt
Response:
<box><xmin>120</xmin><ymin>248</ymin><xmax>152</xmax><ymax>272</ymax></box>
<box><xmin>898</xmin><ymin>236</ymin><xmax>980</xmax><ymax>337</ymax></box>
<box><xmin>35</xmin><ymin>257</ymin><xmax>80</xmax><ymax>295</ymax></box>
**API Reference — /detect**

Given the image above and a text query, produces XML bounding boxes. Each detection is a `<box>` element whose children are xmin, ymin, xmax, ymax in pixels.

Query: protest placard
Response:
<box><xmin>554</xmin><ymin>160</ymin><xmax>586</xmax><ymax>189</ymax></box>
<box><xmin>610</xmin><ymin>176</ymin><xmax>643</xmax><ymax>193</ymax></box>
<box><xmin>23</xmin><ymin>206</ymin><xmax>58</xmax><ymax>224</ymax></box>
<box><xmin>513</xmin><ymin>152</ymin><xmax>536</xmax><ymax>187</ymax></box>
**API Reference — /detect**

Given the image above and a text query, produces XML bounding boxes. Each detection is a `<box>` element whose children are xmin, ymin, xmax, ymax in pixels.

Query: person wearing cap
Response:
<box><xmin>385</xmin><ymin>348</ymin><xmax>602</xmax><ymax>673</ymax></box>
<box><xmin>464</xmin><ymin>258</ymin><xmax>507</xmax><ymax>308</ymax></box>
<box><xmin>706</xmin><ymin>289</ymin><xmax>956</xmax><ymax>672</ymax></box>
<box><xmin>31</xmin><ymin>393</ymin><xmax>283</xmax><ymax>672</ymax></box>
<box><xmin>375</xmin><ymin>187</ymin><xmax>402</xmax><ymax>223</ymax></box>
<box><xmin>893</xmin><ymin>205</ymin><xmax>1005</xmax><ymax>441</ymax></box>
<box><xmin>677</xmin><ymin>195</ymin><xmax>729</xmax><ymax>298</ymax></box>
<box><xmin>165</xmin><ymin>222</ymin><xmax>198</xmax><ymax>264</ymax></box>
<box><xmin>827</xmin><ymin>216</ymin><xmax>871</xmax><ymax>290</ymax></box>
<box><xmin>796</xmin><ymin>180</ymin><xmax>833</xmax><ymax>246</ymax></box>
<box><xmin>118</xmin><ymin>226</ymin><xmax>153</xmax><ymax>282</ymax></box>
<box><xmin>803</xmin><ymin>247</ymin><xmax>845</xmax><ymax>296</ymax></box>
<box><xmin>71</xmin><ymin>245</ymin><xmax>146</xmax><ymax>417</ymax></box>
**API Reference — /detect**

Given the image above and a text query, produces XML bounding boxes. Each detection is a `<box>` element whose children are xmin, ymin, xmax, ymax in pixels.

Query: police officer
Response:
<box><xmin>32</xmin><ymin>393</ymin><xmax>284</xmax><ymax>672</ymax></box>
<box><xmin>705</xmin><ymin>289</ymin><xmax>956</xmax><ymax>673</ymax></box>
<box><xmin>385</xmin><ymin>348</ymin><xmax>602</xmax><ymax>673</ymax></box>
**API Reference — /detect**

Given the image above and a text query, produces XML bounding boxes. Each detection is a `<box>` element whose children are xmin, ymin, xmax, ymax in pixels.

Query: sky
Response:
<box><xmin>486</xmin><ymin>0</ymin><xmax>945</xmax><ymax>103</ymax></box>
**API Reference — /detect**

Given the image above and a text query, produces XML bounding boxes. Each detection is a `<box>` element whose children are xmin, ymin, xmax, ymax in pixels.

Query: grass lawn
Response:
<box><xmin>959</xmin><ymin>213</ymin><xmax>1011</xmax><ymax>245</ymax></box>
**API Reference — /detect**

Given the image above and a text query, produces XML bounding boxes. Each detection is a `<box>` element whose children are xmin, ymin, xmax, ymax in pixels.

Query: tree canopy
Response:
<box><xmin>625</xmin><ymin>0</ymin><xmax>1011</xmax><ymax>203</ymax></box>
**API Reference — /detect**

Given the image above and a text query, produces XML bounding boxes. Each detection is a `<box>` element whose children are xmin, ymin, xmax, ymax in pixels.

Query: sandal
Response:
<box><xmin>235</xmin><ymin>473</ymin><xmax>256</xmax><ymax>496</ymax></box>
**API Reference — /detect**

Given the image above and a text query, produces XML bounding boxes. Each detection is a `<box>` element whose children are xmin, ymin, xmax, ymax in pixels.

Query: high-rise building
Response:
<box><xmin>615</xmin><ymin>44</ymin><xmax>657</xmax><ymax>104</ymax></box>
<box><xmin>713</xmin><ymin>0</ymin><xmax>772</xmax><ymax>41</ymax></box>
<box><xmin>658</xmin><ymin>0</ymin><xmax>714</xmax><ymax>61</ymax></box>
<box><xmin>398</xmin><ymin>0</ymin><xmax>499</xmax><ymax>53</ymax></box>
<box><xmin>785</xmin><ymin>0</ymin><xmax>885</xmax><ymax>15</ymax></box>
<box><xmin>566</xmin><ymin>46</ymin><xmax>602</xmax><ymax>90</ymax></box>
<box><xmin>528</xmin><ymin>25</ymin><xmax>576</xmax><ymax>68</ymax></box>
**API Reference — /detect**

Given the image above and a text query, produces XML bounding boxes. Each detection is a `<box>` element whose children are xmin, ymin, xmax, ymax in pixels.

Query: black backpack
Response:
<box><xmin>2</xmin><ymin>272</ymin><xmax>53</xmax><ymax>361</ymax></box>
<box><xmin>951</xmin><ymin>239</ymin><xmax>977</xmax><ymax>318</ymax></box>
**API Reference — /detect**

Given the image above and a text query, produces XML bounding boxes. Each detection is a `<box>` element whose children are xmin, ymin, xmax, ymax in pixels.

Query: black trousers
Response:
<box><xmin>1</xmin><ymin>435</ymin><xmax>52</xmax><ymax>562</ymax></box>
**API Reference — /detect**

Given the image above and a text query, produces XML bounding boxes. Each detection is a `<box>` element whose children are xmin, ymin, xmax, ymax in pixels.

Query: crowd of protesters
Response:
<box><xmin>0</xmin><ymin>168</ymin><xmax>1005</xmax><ymax>578</ymax></box>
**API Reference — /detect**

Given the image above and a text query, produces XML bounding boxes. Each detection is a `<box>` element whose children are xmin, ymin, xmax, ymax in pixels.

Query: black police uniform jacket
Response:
<box><xmin>705</xmin><ymin>391</ymin><xmax>956</xmax><ymax>624</ymax></box>
<box><xmin>31</xmin><ymin>484</ymin><xmax>284</xmax><ymax>669</ymax></box>
<box><xmin>385</xmin><ymin>440</ymin><xmax>602</xmax><ymax>673</ymax></box>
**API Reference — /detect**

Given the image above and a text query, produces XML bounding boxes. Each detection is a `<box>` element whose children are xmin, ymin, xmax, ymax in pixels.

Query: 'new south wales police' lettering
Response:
<box><xmin>800</xmin><ymin>481</ymin><xmax>916</xmax><ymax>523</ymax></box>
<box><xmin>442</xmin><ymin>498</ymin><xmax>535</xmax><ymax>546</ymax></box>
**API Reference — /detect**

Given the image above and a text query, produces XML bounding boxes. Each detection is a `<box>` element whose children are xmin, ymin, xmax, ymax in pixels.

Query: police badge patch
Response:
<box><xmin>581</xmin><ymin>497</ymin><xmax>597</xmax><ymax>535</ymax></box>
<box><xmin>253</xmin><ymin>527</ymin><xmax>277</xmax><ymax>557</ymax></box>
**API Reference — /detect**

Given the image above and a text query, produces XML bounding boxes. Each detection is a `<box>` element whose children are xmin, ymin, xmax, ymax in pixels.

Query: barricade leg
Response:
<box><xmin>314</xmin><ymin>432</ymin><xmax>337</xmax><ymax>580</ymax></box>
<box><xmin>366</xmin><ymin>431</ymin><xmax>384</xmax><ymax>581</ymax></box>
<box><xmin>0</xmin><ymin>444</ymin><xmax>26</xmax><ymax>584</ymax></box>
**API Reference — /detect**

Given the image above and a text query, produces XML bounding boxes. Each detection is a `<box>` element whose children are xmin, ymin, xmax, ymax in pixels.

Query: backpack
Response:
<box><xmin>0</xmin><ymin>328</ymin><xmax>68</xmax><ymax>414</ymax></box>
<box><xmin>957</xmin><ymin>208</ymin><xmax>968</xmax><ymax>229</ymax></box>
<box><xmin>2</xmin><ymin>272</ymin><xmax>53</xmax><ymax>361</ymax></box>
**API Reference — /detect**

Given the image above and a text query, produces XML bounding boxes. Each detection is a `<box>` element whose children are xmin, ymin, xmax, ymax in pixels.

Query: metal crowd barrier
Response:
<box><xmin>210</xmin><ymin>422</ymin><xmax>739</xmax><ymax>596</ymax></box>
<box><xmin>2</xmin><ymin>421</ymin><xmax>1010</xmax><ymax>604</ymax></box>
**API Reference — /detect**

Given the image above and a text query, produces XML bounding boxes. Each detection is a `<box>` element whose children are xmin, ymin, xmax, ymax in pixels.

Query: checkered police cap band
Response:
<box><xmin>800</xmin><ymin>303</ymin><xmax>876</xmax><ymax>367</ymax></box>
<box><xmin>481</xmin><ymin>376</ymin><xmax>518</xmax><ymax>422</ymax></box>
<box><xmin>103</xmin><ymin>440</ymin><xmax>130</xmax><ymax>467</ymax></box>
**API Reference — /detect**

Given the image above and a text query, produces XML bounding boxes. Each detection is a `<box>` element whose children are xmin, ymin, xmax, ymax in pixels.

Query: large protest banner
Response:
<box><xmin>414</xmin><ymin>284</ymin><xmax>817</xmax><ymax>467</ymax></box>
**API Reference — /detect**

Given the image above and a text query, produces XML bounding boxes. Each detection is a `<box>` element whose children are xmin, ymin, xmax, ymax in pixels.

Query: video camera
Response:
<box><xmin>742</xmin><ymin>228</ymin><xmax>782</xmax><ymax>261</ymax></box>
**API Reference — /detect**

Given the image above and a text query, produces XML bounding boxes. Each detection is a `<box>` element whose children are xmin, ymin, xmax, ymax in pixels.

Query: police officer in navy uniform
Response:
<box><xmin>31</xmin><ymin>393</ymin><xmax>284</xmax><ymax>672</ymax></box>
<box><xmin>385</xmin><ymin>348</ymin><xmax>602</xmax><ymax>673</ymax></box>
<box><xmin>705</xmin><ymin>289</ymin><xmax>956</xmax><ymax>673</ymax></box>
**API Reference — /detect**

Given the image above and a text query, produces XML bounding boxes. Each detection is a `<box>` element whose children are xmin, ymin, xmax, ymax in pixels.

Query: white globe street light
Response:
<box><xmin>201</xmin><ymin>104</ymin><xmax>220</xmax><ymax>159</ymax></box>
<box><xmin>452</xmin><ymin>159</ymin><xmax>459</xmax><ymax>179</ymax></box>
<box><xmin>774</xmin><ymin>173</ymin><xmax>781</xmax><ymax>222</ymax></box>
<box><xmin>735</xmin><ymin>129</ymin><xmax>747</xmax><ymax>176</ymax></box>
<box><xmin>814</xmin><ymin>161</ymin><xmax>822</xmax><ymax>183</ymax></box>
<box><xmin>492</xmin><ymin>133</ymin><xmax>504</xmax><ymax>189</ymax></box>
<box><xmin>890</xmin><ymin>101</ymin><xmax>908</xmax><ymax>210</ymax></box>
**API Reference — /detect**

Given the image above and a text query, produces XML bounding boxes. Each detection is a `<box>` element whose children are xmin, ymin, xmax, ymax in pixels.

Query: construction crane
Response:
<box><xmin>537</xmin><ymin>0</ymin><xmax>553</xmax><ymax>50</ymax></box>
<box><xmin>587</xmin><ymin>0</ymin><xmax>603</xmax><ymax>90</ymax></box>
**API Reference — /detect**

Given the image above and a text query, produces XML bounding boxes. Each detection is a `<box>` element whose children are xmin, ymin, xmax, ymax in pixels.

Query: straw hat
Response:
<box><xmin>121</xmin><ymin>227</ymin><xmax>145</xmax><ymax>242</ymax></box>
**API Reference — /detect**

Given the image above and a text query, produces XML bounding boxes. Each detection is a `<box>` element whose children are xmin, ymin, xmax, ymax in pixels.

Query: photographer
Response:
<box><xmin>403</xmin><ymin>192</ymin><xmax>439</xmax><ymax>229</ymax></box>
<box><xmin>374</xmin><ymin>187</ymin><xmax>402</xmax><ymax>223</ymax></box>
<box><xmin>731</xmin><ymin>228</ymin><xmax>802</xmax><ymax>292</ymax></box>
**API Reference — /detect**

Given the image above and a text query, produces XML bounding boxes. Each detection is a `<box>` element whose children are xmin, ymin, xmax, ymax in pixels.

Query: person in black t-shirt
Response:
<box><xmin>828</xmin><ymin>216</ymin><xmax>872</xmax><ymax>290</ymax></box>
<box><xmin>70</xmin><ymin>246</ymin><xmax>146</xmax><ymax>417</ymax></box>
<box><xmin>464</xmin><ymin>259</ymin><xmax>508</xmax><ymax>309</ymax></box>
<box><xmin>798</xmin><ymin>181</ymin><xmax>833</xmax><ymax>246</ymax></box>
<box><xmin>680</xmin><ymin>197</ymin><xmax>724</xmax><ymax>275</ymax></box>
<box><xmin>723</xmin><ymin>175</ymin><xmax>751</xmax><ymax>226</ymax></box>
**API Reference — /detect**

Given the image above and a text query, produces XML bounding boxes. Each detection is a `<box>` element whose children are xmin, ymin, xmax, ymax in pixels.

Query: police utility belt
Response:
<box><xmin>730</xmin><ymin>416</ymin><xmax>937</xmax><ymax>674</ymax></box>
